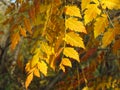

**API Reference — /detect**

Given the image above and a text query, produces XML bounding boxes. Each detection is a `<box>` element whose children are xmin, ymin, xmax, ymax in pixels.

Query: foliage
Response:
<box><xmin>0</xmin><ymin>0</ymin><xmax>120</xmax><ymax>89</ymax></box>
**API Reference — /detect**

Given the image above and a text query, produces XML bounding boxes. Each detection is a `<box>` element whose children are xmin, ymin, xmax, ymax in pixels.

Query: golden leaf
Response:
<box><xmin>60</xmin><ymin>64</ymin><xmax>65</xmax><ymax>72</ymax></box>
<box><xmin>10</xmin><ymin>32</ymin><xmax>20</xmax><ymax>50</ymax></box>
<box><xmin>91</xmin><ymin>0</ymin><xmax>99</xmax><ymax>5</ymax></box>
<box><xmin>25</xmin><ymin>72</ymin><xmax>33</xmax><ymax>89</ymax></box>
<box><xmin>18</xmin><ymin>26</ymin><xmax>27</xmax><ymax>37</ymax></box>
<box><xmin>64</xmin><ymin>32</ymin><xmax>85</xmax><ymax>49</ymax></box>
<box><xmin>41</xmin><ymin>42</ymin><xmax>54</xmax><ymax>55</ymax></box>
<box><xmin>24</xmin><ymin>17</ymin><xmax>32</xmax><ymax>34</ymax></box>
<box><xmin>84</xmin><ymin>4</ymin><xmax>101</xmax><ymax>24</ymax></box>
<box><xmin>25</xmin><ymin>62</ymin><xmax>30</xmax><ymax>73</ymax></box>
<box><xmin>101</xmin><ymin>0</ymin><xmax>120</xmax><ymax>10</ymax></box>
<box><xmin>81</xmin><ymin>0</ymin><xmax>91</xmax><ymax>11</ymax></box>
<box><xmin>38</xmin><ymin>61</ymin><xmax>48</xmax><ymax>76</ymax></box>
<box><xmin>102</xmin><ymin>29</ymin><xmax>115</xmax><ymax>48</ymax></box>
<box><xmin>63</xmin><ymin>47</ymin><xmax>80</xmax><ymax>62</ymax></box>
<box><xmin>94</xmin><ymin>14</ymin><xmax>109</xmax><ymax>38</ymax></box>
<box><xmin>60</xmin><ymin>58</ymin><xmax>72</xmax><ymax>72</ymax></box>
<box><xmin>30</xmin><ymin>53</ymin><xmax>39</xmax><ymax>68</ymax></box>
<box><xmin>65</xmin><ymin>5</ymin><xmax>82</xmax><ymax>18</ymax></box>
<box><xmin>34</xmin><ymin>68</ymin><xmax>40</xmax><ymax>77</ymax></box>
<box><xmin>65</xmin><ymin>17</ymin><xmax>87</xmax><ymax>33</ymax></box>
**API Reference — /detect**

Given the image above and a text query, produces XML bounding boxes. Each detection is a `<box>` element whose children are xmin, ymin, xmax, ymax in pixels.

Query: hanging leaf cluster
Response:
<box><xmin>2</xmin><ymin>0</ymin><xmax>120</xmax><ymax>89</ymax></box>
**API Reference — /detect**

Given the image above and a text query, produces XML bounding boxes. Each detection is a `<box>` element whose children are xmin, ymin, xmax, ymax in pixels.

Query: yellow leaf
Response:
<box><xmin>65</xmin><ymin>17</ymin><xmax>87</xmax><ymax>33</ymax></box>
<box><xmin>84</xmin><ymin>4</ymin><xmax>101</xmax><ymax>24</ymax></box>
<box><xmin>91</xmin><ymin>0</ymin><xmax>99</xmax><ymax>5</ymax></box>
<box><xmin>25</xmin><ymin>62</ymin><xmax>30</xmax><ymax>73</ymax></box>
<box><xmin>65</xmin><ymin>5</ymin><xmax>82</xmax><ymax>18</ymax></box>
<box><xmin>34</xmin><ymin>68</ymin><xmax>40</xmax><ymax>77</ymax></box>
<box><xmin>30</xmin><ymin>52</ymin><xmax>39</xmax><ymax>68</ymax></box>
<box><xmin>64</xmin><ymin>32</ymin><xmax>85</xmax><ymax>49</ymax></box>
<box><xmin>63</xmin><ymin>47</ymin><xmax>80</xmax><ymax>62</ymax></box>
<box><xmin>25</xmin><ymin>72</ymin><xmax>33</xmax><ymax>89</ymax></box>
<box><xmin>38</xmin><ymin>61</ymin><xmax>48</xmax><ymax>76</ymax></box>
<box><xmin>94</xmin><ymin>14</ymin><xmax>109</xmax><ymax>38</ymax></box>
<box><xmin>60</xmin><ymin>58</ymin><xmax>72</xmax><ymax>72</ymax></box>
<box><xmin>102</xmin><ymin>29</ymin><xmax>115</xmax><ymax>48</ymax></box>
<box><xmin>61</xmin><ymin>58</ymin><xmax>72</xmax><ymax>67</ymax></box>
<box><xmin>82</xmin><ymin>86</ymin><xmax>89</xmax><ymax>90</ymax></box>
<box><xmin>81</xmin><ymin>0</ymin><xmax>91</xmax><ymax>11</ymax></box>
<box><xmin>60</xmin><ymin>64</ymin><xmax>65</xmax><ymax>72</ymax></box>
<box><xmin>10</xmin><ymin>32</ymin><xmax>20</xmax><ymax>51</ymax></box>
<box><xmin>101</xmin><ymin>0</ymin><xmax>120</xmax><ymax>10</ymax></box>
<box><xmin>24</xmin><ymin>17</ymin><xmax>32</xmax><ymax>34</ymax></box>
<box><xmin>82</xmin><ymin>86</ymin><xmax>93</xmax><ymax>90</ymax></box>
<box><xmin>41</xmin><ymin>42</ymin><xmax>54</xmax><ymax>55</ymax></box>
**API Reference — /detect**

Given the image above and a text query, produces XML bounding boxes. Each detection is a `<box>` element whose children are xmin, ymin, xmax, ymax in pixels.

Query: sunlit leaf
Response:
<box><xmin>81</xmin><ymin>0</ymin><xmax>91</xmax><ymax>11</ymax></box>
<box><xmin>61</xmin><ymin>58</ymin><xmax>72</xmax><ymax>67</ymax></box>
<box><xmin>102</xmin><ymin>28</ymin><xmax>115</xmax><ymax>48</ymax></box>
<box><xmin>84</xmin><ymin>4</ymin><xmax>101</xmax><ymax>24</ymax></box>
<box><xmin>65</xmin><ymin>17</ymin><xmax>87</xmax><ymax>33</ymax></box>
<box><xmin>101</xmin><ymin>0</ymin><xmax>120</xmax><ymax>9</ymax></box>
<box><xmin>63</xmin><ymin>47</ymin><xmax>80</xmax><ymax>62</ymax></box>
<box><xmin>94</xmin><ymin>14</ymin><xmax>109</xmax><ymax>38</ymax></box>
<box><xmin>41</xmin><ymin>42</ymin><xmax>54</xmax><ymax>55</ymax></box>
<box><xmin>34</xmin><ymin>68</ymin><xmax>40</xmax><ymax>77</ymax></box>
<box><xmin>38</xmin><ymin>61</ymin><xmax>48</xmax><ymax>76</ymax></box>
<box><xmin>60</xmin><ymin>58</ymin><xmax>72</xmax><ymax>72</ymax></box>
<box><xmin>25</xmin><ymin>72</ymin><xmax>33</xmax><ymax>89</ymax></box>
<box><xmin>65</xmin><ymin>5</ymin><xmax>82</xmax><ymax>18</ymax></box>
<box><xmin>64</xmin><ymin>32</ymin><xmax>85</xmax><ymax>49</ymax></box>
<box><xmin>30</xmin><ymin>52</ymin><xmax>39</xmax><ymax>68</ymax></box>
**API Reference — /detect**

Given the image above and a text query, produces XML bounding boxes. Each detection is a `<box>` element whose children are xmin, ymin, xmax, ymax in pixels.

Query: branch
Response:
<box><xmin>0</xmin><ymin>0</ymin><xmax>10</xmax><ymax>6</ymax></box>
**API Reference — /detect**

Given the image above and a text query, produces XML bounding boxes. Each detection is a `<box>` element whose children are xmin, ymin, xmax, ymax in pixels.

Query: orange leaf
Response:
<box><xmin>29</xmin><ymin>6</ymin><xmax>36</xmax><ymax>22</ymax></box>
<box><xmin>113</xmin><ymin>39</ymin><xmax>120</xmax><ymax>54</ymax></box>
<box><xmin>10</xmin><ymin>32</ymin><xmax>20</xmax><ymax>50</ymax></box>
<box><xmin>18</xmin><ymin>26</ymin><xmax>27</xmax><ymax>37</ymax></box>
<box><xmin>17</xmin><ymin>54</ymin><xmax>24</xmax><ymax>71</ymax></box>
<box><xmin>34</xmin><ymin>68</ymin><xmax>40</xmax><ymax>77</ymax></box>
<box><xmin>0</xmin><ymin>31</ymin><xmax>4</xmax><ymax>35</ymax></box>
<box><xmin>25</xmin><ymin>72</ymin><xmax>33</xmax><ymax>89</ymax></box>
<box><xmin>24</xmin><ymin>17</ymin><xmax>32</xmax><ymax>34</ymax></box>
<box><xmin>34</xmin><ymin>0</ymin><xmax>40</xmax><ymax>14</ymax></box>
